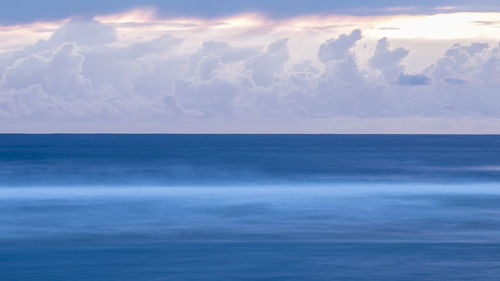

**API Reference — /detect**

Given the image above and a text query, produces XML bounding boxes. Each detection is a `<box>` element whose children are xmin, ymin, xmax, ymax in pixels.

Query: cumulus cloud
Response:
<box><xmin>425</xmin><ymin>42</ymin><xmax>494</xmax><ymax>84</ymax></box>
<box><xmin>1</xmin><ymin>43</ymin><xmax>93</xmax><ymax>101</ymax></box>
<box><xmin>370</xmin><ymin>38</ymin><xmax>409</xmax><ymax>81</ymax></box>
<box><xmin>45</xmin><ymin>20</ymin><xmax>117</xmax><ymax>47</ymax></box>
<box><xmin>318</xmin><ymin>30</ymin><xmax>361</xmax><ymax>63</ymax></box>
<box><xmin>0</xmin><ymin>20</ymin><xmax>499</xmax><ymax>132</ymax></box>
<box><xmin>247</xmin><ymin>38</ymin><xmax>289</xmax><ymax>87</ymax></box>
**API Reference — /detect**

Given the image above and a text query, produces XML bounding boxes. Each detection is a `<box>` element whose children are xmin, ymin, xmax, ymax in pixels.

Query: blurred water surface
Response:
<box><xmin>2</xmin><ymin>134</ymin><xmax>500</xmax><ymax>280</ymax></box>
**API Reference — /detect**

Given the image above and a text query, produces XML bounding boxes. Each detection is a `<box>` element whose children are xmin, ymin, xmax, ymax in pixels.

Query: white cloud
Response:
<box><xmin>247</xmin><ymin>38</ymin><xmax>289</xmax><ymax>87</ymax></box>
<box><xmin>425</xmin><ymin>42</ymin><xmax>494</xmax><ymax>84</ymax></box>
<box><xmin>45</xmin><ymin>20</ymin><xmax>117</xmax><ymax>47</ymax></box>
<box><xmin>370</xmin><ymin>38</ymin><xmax>409</xmax><ymax>81</ymax></box>
<box><xmin>318</xmin><ymin>30</ymin><xmax>361</xmax><ymax>63</ymax></box>
<box><xmin>1</xmin><ymin>43</ymin><xmax>93</xmax><ymax>101</ymax></box>
<box><xmin>0</xmin><ymin>20</ymin><xmax>499</xmax><ymax>132</ymax></box>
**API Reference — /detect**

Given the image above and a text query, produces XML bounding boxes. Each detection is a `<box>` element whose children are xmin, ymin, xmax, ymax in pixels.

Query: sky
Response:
<box><xmin>0</xmin><ymin>1</ymin><xmax>499</xmax><ymax>133</ymax></box>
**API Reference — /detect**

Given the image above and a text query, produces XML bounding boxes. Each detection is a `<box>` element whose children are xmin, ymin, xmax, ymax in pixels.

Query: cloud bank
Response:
<box><xmin>0</xmin><ymin>18</ymin><xmax>499</xmax><ymax>133</ymax></box>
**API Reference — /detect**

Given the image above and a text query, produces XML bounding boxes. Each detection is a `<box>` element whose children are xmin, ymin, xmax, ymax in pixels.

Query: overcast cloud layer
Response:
<box><xmin>0</xmin><ymin>13</ymin><xmax>499</xmax><ymax>133</ymax></box>
<box><xmin>1</xmin><ymin>0</ymin><xmax>499</xmax><ymax>24</ymax></box>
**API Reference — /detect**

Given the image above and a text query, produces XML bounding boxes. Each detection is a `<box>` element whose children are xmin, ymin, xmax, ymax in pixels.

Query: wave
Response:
<box><xmin>2</xmin><ymin>183</ymin><xmax>500</xmax><ymax>243</ymax></box>
<box><xmin>1</xmin><ymin>182</ymin><xmax>500</xmax><ymax>199</ymax></box>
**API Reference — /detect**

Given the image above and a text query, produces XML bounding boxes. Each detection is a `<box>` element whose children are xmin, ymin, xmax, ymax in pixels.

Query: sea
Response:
<box><xmin>1</xmin><ymin>134</ymin><xmax>500</xmax><ymax>280</ymax></box>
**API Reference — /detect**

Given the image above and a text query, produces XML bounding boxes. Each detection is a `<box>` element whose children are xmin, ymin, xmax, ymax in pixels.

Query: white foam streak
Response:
<box><xmin>1</xmin><ymin>183</ymin><xmax>500</xmax><ymax>200</ymax></box>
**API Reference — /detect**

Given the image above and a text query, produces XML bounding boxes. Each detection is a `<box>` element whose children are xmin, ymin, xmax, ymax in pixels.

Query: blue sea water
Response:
<box><xmin>2</xmin><ymin>134</ymin><xmax>500</xmax><ymax>280</ymax></box>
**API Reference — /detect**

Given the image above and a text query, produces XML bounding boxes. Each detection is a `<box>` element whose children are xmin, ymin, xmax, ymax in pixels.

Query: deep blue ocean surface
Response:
<box><xmin>2</xmin><ymin>134</ymin><xmax>500</xmax><ymax>280</ymax></box>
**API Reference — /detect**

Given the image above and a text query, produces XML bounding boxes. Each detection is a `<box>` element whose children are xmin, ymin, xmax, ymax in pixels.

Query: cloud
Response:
<box><xmin>425</xmin><ymin>42</ymin><xmax>493</xmax><ymax>83</ymax></box>
<box><xmin>1</xmin><ymin>43</ymin><xmax>93</xmax><ymax>101</ymax></box>
<box><xmin>44</xmin><ymin>20</ymin><xmax>117</xmax><ymax>47</ymax></box>
<box><xmin>0</xmin><ymin>85</ymin><xmax>62</xmax><ymax>118</ymax></box>
<box><xmin>472</xmin><ymin>20</ymin><xmax>500</xmax><ymax>26</ymax></box>
<box><xmin>370</xmin><ymin>38</ymin><xmax>409</xmax><ymax>81</ymax></box>
<box><xmin>247</xmin><ymin>38</ymin><xmax>289</xmax><ymax>86</ymax></box>
<box><xmin>397</xmin><ymin>73</ymin><xmax>432</xmax><ymax>86</ymax></box>
<box><xmin>444</xmin><ymin>77</ymin><xmax>467</xmax><ymax>85</ymax></box>
<box><xmin>2</xmin><ymin>0</ymin><xmax>499</xmax><ymax>24</ymax></box>
<box><xmin>318</xmin><ymin>30</ymin><xmax>361</xmax><ymax>63</ymax></box>
<box><xmin>0</xmin><ymin>20</ymin><xmax>500</xmax><ymax>132</ymax></box>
